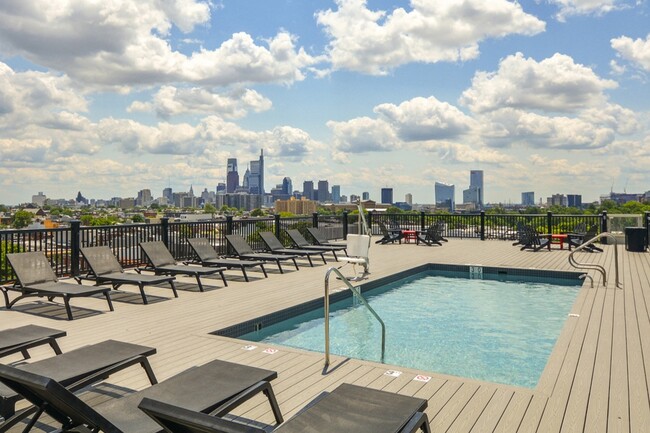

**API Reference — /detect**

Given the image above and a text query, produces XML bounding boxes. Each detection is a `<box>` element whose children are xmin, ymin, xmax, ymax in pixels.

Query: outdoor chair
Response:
<box><xmin>416</xmin><ymin>222</ymin><xmax>448</xmax><ymax>246</ymax></box>
<box><xmin>0</xmin><ymin>339</ymin><xmax>157</xmax><ymax>430</ymax></box>
<box><xmin>79</xmin><ymin>246</ymin><xmax>177</xmax><ymax>304</ymax></box>
<box><xmin>0</xmin><ymin>358</ymin><xmax>282</xmax><ymax>433</ymax></box>
<box><xmin>567</xmin><ymin>224</ymin><xmax>603</xmax><ymax>252</ymax></box>
<box><xmin>0</xmin><ymin>325</ymin><xmax>65</xmax><ymax>360</ymax></box>
<box><xmin>139</xmin><ymin>382</ymin><xmax>430</xmax><ymax>433</ymax></box>
<box><xmin>375</xmin><ymin>221</ymin><xmax>404</xmax><ymax>244</ymax></box>
<box><xmin>186</xmin><ymin>238</ymin><xmax>268</xmax><ymax>282</ymax></box>
<box><xmin>2</xmin><ymin>252</ymin><xmax>114</xmax><ymax>320</ymax></box>
<box><xmin>519</xmin><ymin>226</ymin><xmax>552</xmax><ymax>251</ymax></box>
<box><xmin>225</xmin><ymin>235</ymin><xmax>299</xmax><ymax>274</ymax></box>
<box><xmin>511</xmin><ymin>222</ymin><xmax>528</xmax><ymax>246</ymax></box>
<box><xmin>139</xmin><ymin>241</ymin><xmax>227</xmax><ymax>292</ymax></box>
<box><xmin>306</xmin><ymin>227</ymin><xmax>347</xmax><ymax>247</ymax></box>
<box><xmin>258</xmin><ymin>232</ymin><xmax>327</xmax><ymax>267</ymax></box>
<box><xmin>286</xmin><ymin>229</ymin><xmax>347</xmax><ymax>261</ymax></box>
<box><xmin>338</xmin><ymin>234</ymin><xmax>371</xmax><ymax>280</ymax></box>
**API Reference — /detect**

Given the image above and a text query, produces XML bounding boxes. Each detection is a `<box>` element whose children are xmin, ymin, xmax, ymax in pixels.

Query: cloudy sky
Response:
<box><xmin>1</xmin><ymin>0</ymin><xmax>649</xmax><ymax>206</ymax></box>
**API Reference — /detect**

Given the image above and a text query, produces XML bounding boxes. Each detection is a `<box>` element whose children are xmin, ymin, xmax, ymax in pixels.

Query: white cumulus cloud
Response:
<box><xmin>611</xmin><ymin>33</ymin><xmax>650</xmax><ymax>71</ymax></box>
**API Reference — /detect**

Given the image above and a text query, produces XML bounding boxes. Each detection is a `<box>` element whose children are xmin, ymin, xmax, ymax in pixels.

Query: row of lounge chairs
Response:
<box><xmin>0</xmin><ymin>325</ymin><xmax>430</xmax><ymax>433</ymax></box>
<box><xmin>1</xmin><ymin>229</ymin><xmax>347</xmax><ymax>320</ymax></box>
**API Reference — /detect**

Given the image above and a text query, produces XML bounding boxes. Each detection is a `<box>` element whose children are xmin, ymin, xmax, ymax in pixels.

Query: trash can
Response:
<box><xmin>625</xmin><ymin>227</ymin><xmax>647</xmax><ymax>252</ymax></box>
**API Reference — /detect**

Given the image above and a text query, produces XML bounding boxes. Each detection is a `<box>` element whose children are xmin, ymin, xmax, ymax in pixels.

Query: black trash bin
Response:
<box><xmin>625</xmin><ymin>227</ymin><xmax>647</xmax><ymax>252</ymax></box>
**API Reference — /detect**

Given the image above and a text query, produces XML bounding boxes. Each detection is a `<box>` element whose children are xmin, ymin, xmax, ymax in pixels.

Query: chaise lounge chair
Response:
<box><xmin>306</xmin><ymin>227</ymin><xmax>347</xmax><ymax>247</ymax></box>
<box><xmin>2</xmin><ymin>252</ymin><xmax>114</xmax><ymax>320</ymax></box>
<box><xmin>139</xmin><ymin>382</ymin><xmax>430</xmax><ymax>433</ymax></box>
<box><xmin>225</xmin><ymin>235</ymin><xmax>299</xmax><ymax>274</ymax></box>
<box><xmin>139</xmin><ymin>241</ymin><xmax>228</xmax><ymax>292</ymax></box>
<box><xmin>286</xmin><ymin>229</ymin><xmax>347</xmax><ymax>261</ymax></box>
<box><xmin>187</xmin><ymin>238</ymin><xmax>268</xmax><ymax>282</ymax></box>
<box><xmin>80</xmin><ymin>246</ymin><xmax>177</xmax><ymax>304</ymax></box>
<box><xmin>375</xmin><ymin>221</ymin><xmax>404</xmax><ymax>244</ymax></box>
<box><xmin>0</xmin><ymin>358</ymin><xmax>282</xmax><ymax>433</ymax></box>
<box><xmin>0</xmin><ymin>339</ymin><xmax>157</xmax><ymax>430</ymax></box>
<box><xmin>416</xmin><ymin>222</ymin><xmax>448</xmax><ymax>246</ymax></box>
<box><xmin>258</xmin><ymin>232</ymin><xmax>327</xmax><ymax>267</ymax></box>
<box><xmin>0</xmin><ymin>325</ymin><xmax>66</xmax><ymax>360</ymax></box>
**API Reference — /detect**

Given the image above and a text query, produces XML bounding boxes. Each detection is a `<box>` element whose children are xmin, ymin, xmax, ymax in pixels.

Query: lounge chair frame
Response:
<box><xmin>0</xmin><ymin>325</ymin><xmax>66</xmax><ymax>360</ymax></box>
<box><xmin>186</xmin><ymin>238</ymin><xmax>268</xmax><ymax>282</ymax></box>
<box><xmin>285</xmin><ymin>229</ymin><xmax>347</xmax><ymax>261</ymax></box>
<box><xmin>258</xmin><ymin>232</ymin><xmax>326</xmax><ymax>267</ymax></box>
<box><xmin>225</xmin><ymin>235</ymin><xmax>299</xmax><ymax>274</ymax></box>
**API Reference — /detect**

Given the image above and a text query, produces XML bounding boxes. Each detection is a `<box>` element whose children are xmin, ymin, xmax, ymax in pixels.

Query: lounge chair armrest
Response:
<box><xmin>399</xmin><ymin>411</ymin><xmax>431</xmax><ymax>433</ymax></box>
<box><xmin>66</xmin><ymin>354</ymin><xmax>158</xmax><ymax>392</ymax></box>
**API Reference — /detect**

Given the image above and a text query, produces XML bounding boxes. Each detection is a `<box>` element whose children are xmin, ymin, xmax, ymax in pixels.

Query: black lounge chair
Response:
<box><xmin>80</xmin><ymin>246</ymin><xmax>177</xmax><ymax>304</ymax></box>
<box><xmin>187</xmin><ymin>238</ymin><xmax>268</xmax><ymax>282</ymax></box>
<box><xmin>139</xmin><ymin>241</ymin><xmax>227</xmax><ymax>292</ymax></box>
<box><xmin>139</xmin><ymin>382</ymin><xmax>430</xmax><ymax>433</ymax></box>
<box><xmin>375</xmin><ymin>221</ymin><xmax>404</xmax><ymax>244</ymax></box>
<box><xmin>225</xmin><ymin>235</ymin><xmax>299</xmax><ymax>274</ymax></box>
<box><xmin>286</xmin><ymin>229</ymin><xmax>347</xmax><ymax>261</ymax></box>
<box><xmin>519</xmin><ymin>227</ymin><xmax>551</xmax><ymax>251</ymax></box>
<box><xmin>2</xmin><ymin>252</ymin><xmax>114</xmax><ymax>320</ymax></box>
<box><xmin>567</xmin><ymin>224</ymin><xmax>603</xmax><ymax>252</ymax></box>
<box><xmin>258</xmin><ymin>232</ymin><xmax>326</xmax><ymax>267</ymax></box>
<box><xmin>0</xmin><ymin>325</ymin><xmax>66</xmax><ymax>360</ymax></box>
<box><xmin>0</xmin><ymin>339</ymin><xmax>157</xmax><ymax>429</ymax></box>
<box><xmin>306</xmin><ymin>227</ymin><xmax>347</xmax><ymax>247</ymax></box>
<box><xmin>416</xmin><ymin>222</ymin><xmax>448</xmax><ymax>246</ymax></box>
<box><xmin>0</xmin><ymin>358</ymin><xmax>282</xmax><ymax>433</ymax></box>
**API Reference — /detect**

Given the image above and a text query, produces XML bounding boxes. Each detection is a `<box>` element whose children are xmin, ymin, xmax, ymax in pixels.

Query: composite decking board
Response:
<box><xmin>1</xmin><ymin>240</ymin><xmax>648</xmax><ymax>433</ymax></box>
<box><xmin>429</xmin><ymin>382</ymin><xmax>481</xmax><ymax>432</ymax></box>
<box><xmin>468</xmin><ymin>388</ymin><xmax>514</xmax><ymax>433</ymax></box>
<box><xmin>447</xmin><ymin>386</ymin><xmax>498</xmax><ymax>433</ymax></box>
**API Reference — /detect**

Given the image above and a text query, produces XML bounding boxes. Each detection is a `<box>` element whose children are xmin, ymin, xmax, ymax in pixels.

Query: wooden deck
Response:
<box><xmin>1</xmin><ymin>239</ymin><xmax>649</xmax><ymax>432</ymax></box>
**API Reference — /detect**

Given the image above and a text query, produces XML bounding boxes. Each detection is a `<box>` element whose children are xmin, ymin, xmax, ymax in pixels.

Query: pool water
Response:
<box><xmin>241</xmin><ymin>271</ymin><xmax>581</xmax><ymax>388</ymax></box>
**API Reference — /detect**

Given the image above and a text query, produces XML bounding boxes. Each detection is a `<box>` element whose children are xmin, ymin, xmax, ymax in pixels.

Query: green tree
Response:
<box><xmin>131</xmin><ymin>214</ymin><xmax>145</xmax><ymax>223</ymax></box>
<box><xmin>250</xmin><ymin>208</ymin><xmax>265</xmax><ymax>217</ymax></box>
<box><xmin>12</xmin><ymin>210</ymin><xmax>33</xmax><ymax>228</ymax></box>
<box><xmin>385</xmin><ymin>206</ymin><xmax>404</xmax><ymax>213</ymax></box>
<box><xmin>204</xmin><ymin>203</ymin><xmax>217</xmax><ymax>217</ymax></box>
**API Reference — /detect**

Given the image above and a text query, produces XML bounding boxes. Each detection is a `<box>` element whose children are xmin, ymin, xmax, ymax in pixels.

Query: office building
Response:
<box><xmin>32</xmin><ymin>192</ymin><xmax>47</xmax><ymax>207</ymax></box>
<box><xmin>362</xmin><ymin>192</ymin><xmax>370</xmax><ymax>200</ymax></box>
<box><xmin>275</xmin><ymin>197</ymin><xmax>318</xmax><ymax>215</ymax></box>
<box><xmin>282</xmin><ymin>177</ymin><xmax>292</xmax><ymax>195</ymax></box>
<box><xmin>567</xmin><ymin>194</ymin><xmax>582</xmax><ymax>208</ymax></box>
<box><xmin>303</xmin><ymin>181</ymin><xmax>314</xmax><ymax>200</ymax></box>
<box><xmin>216</xmin><ymin>183</ymin><xmax>226</xmax><ymax>193</ymax></box>
<box><xmin>331</xmin><ymin>185</ymin><xmax>341</xmax><ymax>203</ymax></box>
<box><xmin>317</xmin><ymin>180</ymin><xmax>330</xmax><ymax>202</ymax></box>
<box><xmin>405</xmin><ymin>193</ymin><xmax>412</xmax><ymax>206</ymax></box>
<box><xmin>216</xmin><ymin>192</ymin><xmax>261</xmax><ymax>211</ymax></box>
<box><xmin>226</xmin><ymin>158</ymin><xmax>239</xmax><ymax>193</ymax></box>
<box><xmin>521</xmin><ymin>191</ymin><xmax>535</xmax><ymax>206</ymax></box>
<box><xmin>136</xmin><ymin>189</ymin><xmax>152</xmax><ymax>206</ymax></box>
<box><xmin>547</xmin><ymin>194</ymin><xmax>567</xmax><ymax>207</ymax></box>
<box><xmin>163</xmin><ymin>187</ymin><xmax>173</xmax><ymax>203</ymax></box>
<box><xmin>248</xmin><ymin>149</ymin><xmax>264</xmax><ymax>195</ymax></box>
<box><xmin>381</xmin><ymin>188</ymin><xmax>393</xmax><ymax>205</ymax></box>
<box><xmin>462</xmin><ymin>170</ymin><xmax>483</xmax><ymax>209</ymax></box>
<box><xmin>435</xmin><ymin>182</ymin><xmax>455</xmax><ymax>212</ymax></box>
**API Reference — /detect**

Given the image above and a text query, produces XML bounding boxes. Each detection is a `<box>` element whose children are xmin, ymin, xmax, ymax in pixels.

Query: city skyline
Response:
<box><xmin>1</xmin><ymin>1</ymin><xmax>649</xmax><ymax>205</ymax></box>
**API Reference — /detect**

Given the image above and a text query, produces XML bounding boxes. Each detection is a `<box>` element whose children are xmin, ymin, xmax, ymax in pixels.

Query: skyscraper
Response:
<box><xmin>317</xmin><ymin>180</ymin><xmax>330</xmax><ymax>202</ymax></box>
<box><xmin>331</xmin><ymin>185</ymin><xmax>341</xmax><ymax>203</ymax></box>
<box><xmin>163</xmin><ymin>187</ymin><xmax>173</xmax><ymax>203</ymax></box>
<box><xmin>463</xmin><ymin>170</ymin><xmax>483</xmax><ymax>209</ymax></box>
<box><xmin>282</xmin><ymin>177</ymin><xmax>292</xmax><ymax>195</ymax></box>
<box><xmin>226</xmin><ymin>158</ymin><xmax>239</xmax><ymax>193</ymax></box>
<box><xmin>303</xmin><ymin>181</ymin><xmax>314</xmax><ymax>200</ymax></box>
<box><xmin>521</xmin><ymin>191</ymin><xmax>535</xmax><ymax>206</ymax></box>
<box><xmin>362</xmin><ymin>192</ymin><xmax>370</xmax><ymax>200</ymax></box>
<box><xmin>435</xmin><ymin>182</ymin><xmax>455</xmax><ymax>212</ymax></box>
<box><xmin>405</xmin><ymin>193</ymin><xmax>412</xmax><ymax>206</ymax></box>
<box><xmin>381</xmin><ymin>188</ymin><xmax>393</xmax><ymax>205</ymax></box>
<box><xmin>567</xmin><ymin>194</ymin><xmax>582</xmax><ymax>208</ymax></box>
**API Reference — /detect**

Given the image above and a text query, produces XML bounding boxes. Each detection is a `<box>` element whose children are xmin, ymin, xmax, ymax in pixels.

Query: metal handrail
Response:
<box><xmin>568</xmin><ymin>232</ymin><xmax>621</xmax><ymax>288</ymax></box>
<box><xmin>324</xmin><ymin>266</ymin><xmax>385</xmax><ymax>367</ymax></box>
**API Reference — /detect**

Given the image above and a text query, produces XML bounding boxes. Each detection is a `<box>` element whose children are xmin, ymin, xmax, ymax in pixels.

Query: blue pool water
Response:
<box><xmin>240</xmin><ymin>271</ymin><xmax>581</xmax><ymax>388</ymax></box>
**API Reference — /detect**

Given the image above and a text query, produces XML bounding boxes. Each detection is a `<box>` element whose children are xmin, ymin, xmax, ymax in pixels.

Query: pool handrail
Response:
<box><xmin>324</xmin><ymin>267</ymin><xmax>385</xmax><ymax>367</ymax></box>
<box><xmin>568</xmin><ymin>232</ymin><xmax>621</xmax><ymax>289</ymax></box>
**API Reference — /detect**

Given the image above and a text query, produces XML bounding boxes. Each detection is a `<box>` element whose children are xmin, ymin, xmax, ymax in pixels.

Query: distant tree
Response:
<box><xmin>204</xmin><ymin>203</ymin><xmax>217</xmax><ymax>219</ymax></box>
<box><xmin>12</xmin><ymin>210</ymin><xmax>33</xmax><ymax>228</ymax></box>
<box><xmin>621</xmin><ymin>201</ymin><xmax>646</xmax><ymax>214</ymax></box>
<box><xmin>385</xmin><ymin>206</ymin><xmax>403</xmax><ymax>213</ymax></box>
<box><xmin>131</xmin><ymin>214</ymin><xmax>145</xmax><ymax>223</ymax></box>
<box><xmin>0</xmin><ymin>205</ymin><xmax>8</xmax><ymax>213</ymax></box>
<box><xmin>250</xmin><ymin>208</ymin><xmax>265</xmax><ymax>217</ymax></box>
<box><xmin>278</xmin><ymin>211</ymin><xmax>295</xmax><ymax>218</ymax></box>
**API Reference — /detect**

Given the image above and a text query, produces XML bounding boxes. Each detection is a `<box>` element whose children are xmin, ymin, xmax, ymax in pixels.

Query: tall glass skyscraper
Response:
<box><xmin>381</xmin><ymin>188</ymin><xmax>393</xmax><ymax>205</ymax></box>
<box><xmin>226</xmin><ymin>158</ymin><xmax>238</xmax><ymax>193</ymax></box>
<box><xmin>463</xmin><ymin>170</ymin><xmax>484</xmax><ymax>209</ymax></box>
<box><xmin>435</xmin><ymin>182</ymin><xmax>455</xmax><ymax>212</ymax></box>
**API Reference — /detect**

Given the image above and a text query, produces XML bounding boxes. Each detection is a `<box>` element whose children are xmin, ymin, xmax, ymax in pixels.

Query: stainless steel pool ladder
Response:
<box><xmin>568</xmin><ymin>232</ymin><xmax>621</xmax><ymax>289</ymax></box>
<box><xmin>324</xmin><ymin>266</ymin><xmax>385</xmax><ymax>367</ymax></box>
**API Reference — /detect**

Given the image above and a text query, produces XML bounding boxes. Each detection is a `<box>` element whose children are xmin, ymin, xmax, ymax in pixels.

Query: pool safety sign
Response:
<box><xmin>241</xmin><ymin>345</ymin><xmax>257</xmax><ymax>351</ymax></box>
<box><xmin>262</xmin><ymin>348</ymin><xmax>279</xmax><ymax>354</ymax></box>
<box><xmin>384</xmin><ymin>370</ymin><xmax>403</xmax><ymax>377</ymax></box>
<box><xmin>413</xmin><ymin>375</ymin><xmax>431</xmax><ymax>383</ymax></box>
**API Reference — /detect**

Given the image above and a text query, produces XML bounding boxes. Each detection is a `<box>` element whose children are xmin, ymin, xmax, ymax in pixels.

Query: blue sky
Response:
<box><xmin>1</xmin><ymin>0</ymin><xmax>649</xmax><ymax>206</ymax></box>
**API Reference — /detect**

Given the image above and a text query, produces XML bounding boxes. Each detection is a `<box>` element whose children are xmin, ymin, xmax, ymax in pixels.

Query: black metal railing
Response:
<box><xmin>0</xmin><ymin>211</ymin><xmax>611</xmax><ymax>284</ymax></box>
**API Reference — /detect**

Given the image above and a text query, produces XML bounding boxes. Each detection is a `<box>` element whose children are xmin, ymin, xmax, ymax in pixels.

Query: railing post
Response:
<box><xmin>367</xmin><ymin>211</ymin><xmax>373</xmax><ymax>235</ymax></box>
<box><xmin>70</xmin><ymin>220</ymin><xmax>80</xmax><ymax>277</ymax></box>
<box><xmin>601</xmin><ymin>211</ymin><xmax>608</xmax><ymax>244</ymax></box>
<box><xmin>226</xmin><ymin>215</ymin><xmax>234</xmax><ymax>235</ymax></box>
<box><xmin>645</xmin><ymin>211</ymin><xmax>650</xmax><ymax>248</ymax></box>
<box><xmin>342</xmin><ymin>210</ymin><xmax>349</xmax><ymax>240</ymax></box>
<box><xmin>274</xmin><ymin>214</ymin><xmax>281</xmax><ymax>239</ymax></box>
<box><xmin>160</xmin><ymin>217</ymin><xmax>169</xmax><ymax>247</ymax></box>
<box><xmin>480</xmin><ymin>211</ymin><xmax>486</xmax><ymax>241</ymax></box>
<box><xmin>547</xmin><ymin>211</ymin><xmax>553</xmax><ymax>235</ymax></box>
<box><xmin>420</xmin><ymin>211</ymin><xmax>426</xmax><ymax>231</ymax></box>
<box><xmin>312</xmin><ymin>212</ymin><xmax>319</xmax><ymax>228</ymax></box>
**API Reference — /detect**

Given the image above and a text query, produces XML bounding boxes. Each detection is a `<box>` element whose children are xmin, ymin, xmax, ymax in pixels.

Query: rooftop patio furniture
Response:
<box><xmin>416</xmin><ymin>222</ymin><xmax>448</xmax><ymax>246</ymax></box>
<box><xmin>0</xmin><ymin>339</ymin><xmax>157</xmax><ymax>430</ymax></box>
<box><xmin>0</xmin><ymin>358</ymin><xmax>282</xmax><ymax>433</ymax></box>
<box><xmin>375</xmin><ymin>221</ymin><xmax>404</xmax><ymax>244</ymax></box>
<box><xmin>139</xmin><ymin>382</ymin><xmax>430</xmax><ymax>433</ymax></box>
<box><xmin>306</xmin><ymin>227</ymin><xmax>347</xmax><ymax>247</ymax></box>
<box><xmin>567</xmin><ymin>224</ymin><xmax>603</xmax><ymax>252</ymax></box>
<box><xmin>186</xmin><ymin>238</ymin><xmax>268</xmax><ymax>282</ymax></box>
<box><xmin>80</xmin><ymin>246</ymin><xmax>177</xmax><ymax>304</ymax></box>
<box><xmin>338</xmin><ymin>234</ymin><xmax>371</xmax><ymax>280</ymax></box>
<box><xmin>225</xmin><ymin>235</ymin><xmax>299</xmax><ymax>274</ymax></box>
<box><xmin>2</xmin><ymin>252</ymin><xmax>114</xmax><ymax>320</ymax></box>
<box><xmin>519</xmin><ymin>227</ymin><xmax>552</xmax><ymax>251</ymax></box>
<box><xmin>286</xmin><ymin>229</ymin><xmax>347</xmax><ymax>261</ymax></box>
<box><xmin>139</xmin><ymin>241</ymin><xmax>227</xmax><ymax>292</ymax></box>
<box><xmin>258</xmin><ymin>232</ymin><xmax>327</xmax><ymax>267</ymax></box>
<box><xmin>0</xmin><ymin>325</ymin><xmax>66</xmax><ymax>360</ymax></box>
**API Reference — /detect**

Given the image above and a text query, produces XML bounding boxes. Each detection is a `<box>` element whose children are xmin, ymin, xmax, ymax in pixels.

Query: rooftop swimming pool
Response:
<box><xmin>218</xmin><ymin>265</ymin><xmax>583</xmax><ymax>388</ymax></box>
